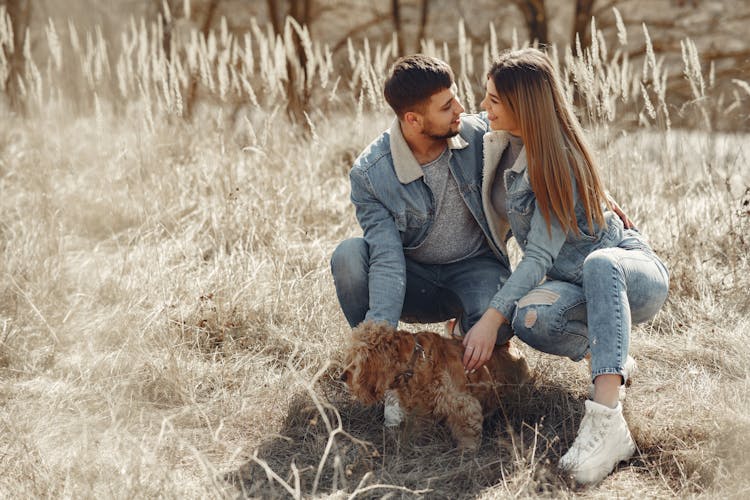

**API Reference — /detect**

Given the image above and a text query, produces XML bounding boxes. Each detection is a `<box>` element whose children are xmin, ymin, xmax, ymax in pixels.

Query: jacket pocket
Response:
<box><xmin>396</xmin><ymin>209</ymin><xmax>429</xmax><ymax>229</ymax></box>
<box><xmin>549</xmin><ymin>252</ymin><xmax>585</xmax><ymax>284</ymax></box>
<box><xmin>617</xmin><ymin>229</ymin><xmax>651</xmax><ymax>252</ymax></box>
<box><xmin>394</xmin><ymin>210</ymin><xmax>430</xmax><ymax>247</ymax></box>
<box><xmin>506</xmin><ymin>172</ymin><xmax>534</xmax><ymax>216</ymax></box>
<box><xmin>393</xmin><ymin>212</ymin><xmax>407</xmax><ymax>232</ymax></box>
<box><xmin>507</xmin><ymin>195</ymin><xmax>534</xmax><ymax>217</ymax></box>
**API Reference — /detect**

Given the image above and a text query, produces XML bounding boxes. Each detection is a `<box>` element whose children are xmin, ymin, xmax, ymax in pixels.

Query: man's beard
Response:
<box><xmin>423</xmin><ymin>121</ymin><xmax>461</xmax><ymax>141</ymax></box>
<box><xmin>426</xmin><ymin>129</ymin><xmax>460</xmax><ymax>140</ymax></box>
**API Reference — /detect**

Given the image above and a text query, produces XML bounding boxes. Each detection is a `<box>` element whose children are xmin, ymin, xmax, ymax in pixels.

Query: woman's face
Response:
<box><xmin>480</xmin><ymin>77</ymin><xmax>521</xmax><ymax>136</ymax></box>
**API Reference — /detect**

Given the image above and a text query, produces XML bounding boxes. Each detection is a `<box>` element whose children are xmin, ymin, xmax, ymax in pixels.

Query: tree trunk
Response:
<box><xmin>391</xmin><ymin>0</ymin><xmax>404</xmax><ymax>56</ymax></box>
<box><xmin>512</xmin><ymin>0</ymin><xmax>548</xmax><ymax>45</ymax></box>
<box><xmin>157</xmin><ymin>0</ymin><xmax>177</xmax><ymax>60</ymax></box>
<box><xmin>184</xmin><ymin>0</ymin><xmax>219</xmax><ymax>120</ymax></box>
<box><xmin>571</xmin><ymin>0</ymin><xmax>596</xmax><ymax>50</ymax></box>
<box><xmin>2</xmin><ymin>0</ymin><xmax>32</xmax><ymax>113</ymax></box>
<box><xmin>266</xmin><ymin>0</ymin><xmax>281</xmax><ymax>36</ymax></box>
<box><xmin>416</xmin><ymin>0</ymin><xmax>429</xmax><ymax>49</ymax></box>
<box><xmin>284</xmin><ymin>0</ymin><xmax>312</xmax><ymax>124</ymax></box>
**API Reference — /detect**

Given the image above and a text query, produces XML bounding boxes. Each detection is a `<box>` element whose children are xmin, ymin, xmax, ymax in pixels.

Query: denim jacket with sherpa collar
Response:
<box><xmin>349</xmin><ymin>115</ymin><xmax>510</xmax><ymax>326</ymax></box>
<box><xmin>482</xmin><ymin>130</ymin><xmax>624</xmax><ymax>320</ymax></box>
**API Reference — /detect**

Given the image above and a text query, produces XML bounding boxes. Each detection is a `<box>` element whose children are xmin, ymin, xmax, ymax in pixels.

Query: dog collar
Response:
<box><xmin>391</xmin><ymin>340</ymin><xmax>426</xmax><ymax>388</ymax></box>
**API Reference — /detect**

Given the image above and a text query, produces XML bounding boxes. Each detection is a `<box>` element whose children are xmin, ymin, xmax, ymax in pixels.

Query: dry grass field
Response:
<box><xmin>1</xmin><ymin>9</ymin><xmax>750</xmax><ymax>499</ymax></box>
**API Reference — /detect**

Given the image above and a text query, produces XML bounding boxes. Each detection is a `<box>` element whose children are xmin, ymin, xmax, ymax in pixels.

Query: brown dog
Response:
<box><xmin>341</xmin><ymin>321</ymin><xmax>531</xmax><ymax>451</ymax></box>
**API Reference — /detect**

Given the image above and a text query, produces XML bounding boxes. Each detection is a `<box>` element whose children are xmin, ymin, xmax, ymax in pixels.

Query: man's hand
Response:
<box><xmin>462</xmin><ymin>308</ymin><xmax>507</xmax><ymax>372</ymax></box>
<box><xmin>607</xmin><ymin>194</ymin><xmax>636</xmax><ymax>230</ymax></box>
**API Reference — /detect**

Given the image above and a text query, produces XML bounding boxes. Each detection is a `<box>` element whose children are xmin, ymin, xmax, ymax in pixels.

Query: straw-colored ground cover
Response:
<box><xmin>1</xmin><ymin>8</ymin><xmax>749</xmax><ymax>498</ymax></box>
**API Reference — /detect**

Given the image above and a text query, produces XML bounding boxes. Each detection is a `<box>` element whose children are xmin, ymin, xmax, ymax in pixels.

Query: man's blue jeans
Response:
<box><xmin>511</xmin><ymin>230</ymin><xmax>669</xmax><ymax>382</ymax></box>
<box><xmin>331</xmin><ymin>237</ymin><xmax>513</xmax><ymax>342</ymax></box>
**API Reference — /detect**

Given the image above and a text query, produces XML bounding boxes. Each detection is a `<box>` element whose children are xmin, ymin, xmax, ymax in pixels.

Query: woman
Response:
<box><xmin>462</xmin><ymin>48</ymin><xmax>669</xmax><ymax>484</ymax></box>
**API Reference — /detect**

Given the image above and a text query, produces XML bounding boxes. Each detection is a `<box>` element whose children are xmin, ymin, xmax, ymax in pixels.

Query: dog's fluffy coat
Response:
<box><xmin>341</xmin><ymin>322</ymin><xmax>531</xmax><ymax>450</ymax></box>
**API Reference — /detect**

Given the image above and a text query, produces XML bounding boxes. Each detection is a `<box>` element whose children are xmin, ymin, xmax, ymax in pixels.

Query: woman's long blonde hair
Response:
<box><xmin>488</xmin><ymin>48</ymin><xmax>609</xmax><ymax>235</ymax></box>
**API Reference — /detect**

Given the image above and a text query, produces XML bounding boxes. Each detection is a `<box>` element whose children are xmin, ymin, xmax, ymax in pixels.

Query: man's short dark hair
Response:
<box><xmin>383</xmin><ymin>54</ymin><xmax>454</xmax><ymax>118</ymax></box>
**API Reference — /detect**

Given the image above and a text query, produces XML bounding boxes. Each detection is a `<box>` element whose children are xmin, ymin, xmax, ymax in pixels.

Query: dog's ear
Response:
<box><xmin>358</xmin><ymin>353</ymin><xmax>383</xmax><ymax>402</ymax></box>
<box><xmin>350</xmin><ymin>350</ymin><xmax>391</xmax><ymax>404</ymax></box>
<box><xmin>346</xmin><ymin>322</ymin><xmax>406</xmax><ymax>404</ymax></box>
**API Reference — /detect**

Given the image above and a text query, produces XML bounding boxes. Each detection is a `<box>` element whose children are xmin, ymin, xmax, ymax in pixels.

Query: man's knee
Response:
<box><xmin>331</xmin><ymin>238</ymin><xmax>371</xmax><ymax>327</ymax></box>
<box><xmin>331</xmin><ymin>238</ymin><xmax>369</xmax><ymax>288</ymax></box>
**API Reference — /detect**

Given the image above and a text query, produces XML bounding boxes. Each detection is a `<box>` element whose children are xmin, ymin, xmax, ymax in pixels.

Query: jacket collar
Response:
<box><xmin>510</xmin><ymin>145</ymin><xmax>527</xmax><ymax>173</ymax></box>
<box><xmin>480</xmin><ymin>129</ymin><xmax>520</xmax><ymax>259</ymax></box>
<box><xmin>389</xmin><ymin>118</ymin><xmax>469</xmax><ymax>184</ymax></box>
<box><xmin>482</xmin><ymin>130</ymin><xmax>526</xmax><ymax>177</ymax></box>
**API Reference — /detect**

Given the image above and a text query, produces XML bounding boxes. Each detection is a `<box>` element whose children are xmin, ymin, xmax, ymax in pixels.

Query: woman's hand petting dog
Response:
<box><xmin>462</xmin><ymin>308</ymin><xmax>508</xmax><ymax>372</ymax></box>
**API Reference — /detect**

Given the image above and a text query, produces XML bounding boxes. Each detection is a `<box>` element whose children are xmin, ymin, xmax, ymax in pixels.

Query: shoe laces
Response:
<box><xmin>571</xmin><ymin>410</ymin><xmax>613</xmax><ymax>453</ymax></box>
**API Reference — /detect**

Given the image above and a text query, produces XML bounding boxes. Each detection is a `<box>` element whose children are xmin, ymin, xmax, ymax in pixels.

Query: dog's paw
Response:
<box><xmin>455</xmin><ymin>434</ymin><xmax>481</xmax><ymax>452</ymax></box>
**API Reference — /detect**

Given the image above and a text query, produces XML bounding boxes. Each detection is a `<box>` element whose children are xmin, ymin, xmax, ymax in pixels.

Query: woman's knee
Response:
<box><xmin>582</xmin><ymin>250</ymin><xmax>621</xmax><ymax>285</ymax></box>
<box><xmin>512</xmin><ymin>303</ymin><xmax>559</xmax><ymax>345</ymax></box>
<box><xmin>512</xmin><ymin>283</ymin><xmax>589</xmax><ymax>359</ymax></box>
<box><xmin>584</xmin><ymin>248</ymin><xmax>670</xmax><ymax>324</ymax></box>
<box><xmin>630</xmin><ymin>277</ymin><xmax>669</xmax><ymax>323</ymax></box>
<box><xmin>513</xmin><ymin>305</ymin><xmax>588</xmax><ymax>359</ymax></box>
<box><xmin>513</xmin><ymin>305</ymin><xmax>561</xmax><ymax>355</ymax></box>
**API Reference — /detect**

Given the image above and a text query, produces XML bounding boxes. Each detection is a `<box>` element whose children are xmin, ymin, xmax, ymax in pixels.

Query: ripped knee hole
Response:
<box><xmin>523</xmin><ymin>309</ymin><xmax>538</xmax><ymax>328</ymax></box>
<box><xmin>517</xmin><ymin>288</ymin><xmax>561</xmax><ymax>309</ymax></box>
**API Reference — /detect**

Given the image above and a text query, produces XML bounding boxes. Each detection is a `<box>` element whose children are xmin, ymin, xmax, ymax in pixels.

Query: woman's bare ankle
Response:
<box><xmin>593</xmin><ymin>374</ymin><xmax>621</xmax><ymax>408</ymax></box>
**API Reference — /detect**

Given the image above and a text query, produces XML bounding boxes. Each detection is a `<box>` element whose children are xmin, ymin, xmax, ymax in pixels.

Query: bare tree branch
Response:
<box><xmin>592</xmin><ymin>0</ymin><xmax>619</xmax><ymax>19</ymax></box>
<box><xmin>330</xmin><ymin>12</ymin><xmax>392</xmax><ymax>55</ymax></box>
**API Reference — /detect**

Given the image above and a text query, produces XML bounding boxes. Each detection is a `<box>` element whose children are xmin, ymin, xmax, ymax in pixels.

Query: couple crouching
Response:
<box><xmin>330</xmin><ymin>50</ymin><xmax>669</xmax><ymax>485</ymax></box>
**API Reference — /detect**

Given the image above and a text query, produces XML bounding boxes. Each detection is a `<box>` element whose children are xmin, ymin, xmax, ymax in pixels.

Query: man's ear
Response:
<box><xmin>403</xmin><ymin>110</ymin><xmax>422</xmax><ymax>129</ymax></box>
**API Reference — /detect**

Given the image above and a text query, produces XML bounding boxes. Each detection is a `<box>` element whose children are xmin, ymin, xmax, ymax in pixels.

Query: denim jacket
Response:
<box><xmin>482</xmin><ymin>131</ymin><xmax>624</xmax><ymax>320</ymax></box>
<box><xmin>349</xmin><ymin>116</ymin><xmax>511</xmax><ymax>326</ymax></box>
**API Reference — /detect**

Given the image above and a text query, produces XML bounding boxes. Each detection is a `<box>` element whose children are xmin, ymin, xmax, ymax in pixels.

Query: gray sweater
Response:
<box><xmin>405</xmin><ymin>148</ymin><xmax>490</xmax><ymax>264</ymax></box>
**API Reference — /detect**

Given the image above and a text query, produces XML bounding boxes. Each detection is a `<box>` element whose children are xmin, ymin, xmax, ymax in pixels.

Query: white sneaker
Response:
<box><xmin>383</xmin><ymin>390</ymin><xmax>404</xmax><ymax>427</ymax></box>
<box><xmin>588</xmin><ymin>355</ymin><xmax>638</xmax><ymax>400</ymax></box>
<box><xmin>559</xmin><ymin>400</ymin><xmax>636</xmax><ymax>484</ymax></box>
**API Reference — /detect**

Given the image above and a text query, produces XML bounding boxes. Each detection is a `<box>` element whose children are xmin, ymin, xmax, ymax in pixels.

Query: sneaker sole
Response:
<box><xmin>569</xmin><ymin>438</ymin><xmax>636</xmax><ymax>484</ymax></box>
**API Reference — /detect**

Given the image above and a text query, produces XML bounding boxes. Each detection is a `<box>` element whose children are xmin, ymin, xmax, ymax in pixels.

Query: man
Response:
<box><xmin>330</xmin><ymin>55</ymin><xmax>513</xmax><ymax>426</ymax></box>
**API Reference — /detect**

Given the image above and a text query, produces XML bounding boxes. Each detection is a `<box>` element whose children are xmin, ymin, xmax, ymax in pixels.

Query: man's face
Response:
<box><xmin>418</xmin><ymin>85</ymin><xmax>465</xmax><ymax>140</ymax></box>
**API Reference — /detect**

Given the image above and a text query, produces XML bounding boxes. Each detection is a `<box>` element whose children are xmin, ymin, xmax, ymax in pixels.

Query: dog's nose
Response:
<box><xmin>338</xmin><ymin>370</ymin><xmax>350</xmax><ymax>383</ymax></box>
